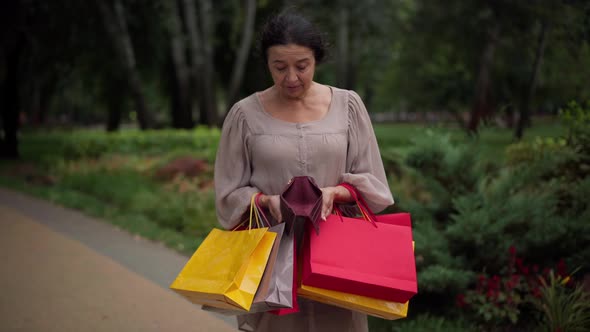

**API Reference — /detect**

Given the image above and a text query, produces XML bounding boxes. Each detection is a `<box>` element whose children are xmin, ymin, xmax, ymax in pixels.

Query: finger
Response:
<box><xmin>321</xmin><ymin>195</ymin><xmax>332</xmax><ymax>220</ymax></box>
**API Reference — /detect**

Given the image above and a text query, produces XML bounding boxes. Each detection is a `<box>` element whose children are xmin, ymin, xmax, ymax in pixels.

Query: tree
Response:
<box><xmin>226</xmin><ymin>0</ymin><xmax>257</xmax><ymax>108</ymax></box>
<box><xmin>197</xmin><ymin>0</ymin><xmax>218</xmax><ymax>126</ymax></box>
<box><xmin>97</xmin><ymin>0</ymin><xmax>154</xmax><ymax>129</ymax></box>
<box><xmin>0</xmin><ymin>1</ymin><xmax>24</xmax><ymax>159</ymax></box>
<box><xmin>167</xmin><ymin>0</ymin><xmax>194</xmax><ymax>129</ymax></box>
<box><xmin>515</xmin><ymin>20</ymin><xmax>549</xmax><ymax>139</ymax></box>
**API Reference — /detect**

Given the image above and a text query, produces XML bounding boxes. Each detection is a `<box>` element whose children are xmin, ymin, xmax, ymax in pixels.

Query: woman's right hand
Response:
<box><xmin>260</xmin><ymin>194</ymin><xmax>282</xmax><ymax>223</ymax></box>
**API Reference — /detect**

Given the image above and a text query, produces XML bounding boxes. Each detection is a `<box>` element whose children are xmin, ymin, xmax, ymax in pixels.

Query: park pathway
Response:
<box><xmin>0</xmin><ymin>187</ymin><xmax>237</xmax><ymax>332</ymax></box>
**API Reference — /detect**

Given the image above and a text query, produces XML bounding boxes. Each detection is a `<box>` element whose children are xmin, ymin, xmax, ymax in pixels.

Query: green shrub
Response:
<box><xmin>369</xmin><ymin>313</ymin><xmax>474</xmax><ymax>332</ymax></box>
<box><xmin>389</xmin><ymin>104</ymin><xmax>590</xmax><ymax>329</ymax></box>
<box><xmin>20</xmin><ymin>127</ymin><xmax>220</xmax><ymax>162</ymax></box>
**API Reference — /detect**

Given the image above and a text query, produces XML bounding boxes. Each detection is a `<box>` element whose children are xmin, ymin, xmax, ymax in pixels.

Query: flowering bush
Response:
<box><xmin>457</xmin><ymin>246</ymin><xmax>575</xmax><ymax>327</ymax></box>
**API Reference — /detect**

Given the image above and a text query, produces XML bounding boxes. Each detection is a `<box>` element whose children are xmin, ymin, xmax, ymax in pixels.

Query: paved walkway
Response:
<box><xmin>0</xmin><ymin>188</ymin><xmax>237</xmax><ymax>332</ymax></box>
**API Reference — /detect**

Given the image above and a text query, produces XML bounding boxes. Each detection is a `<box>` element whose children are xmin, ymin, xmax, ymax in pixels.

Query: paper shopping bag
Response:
<box><xmin>268</xmin><ymin>227</ymin><xmax>299</xmax><ymax>315</ymax></box>
<box><xmin>170</xmin><ymin>227</ymin><xmax>276</xmax><ymax>311</ymax></box>
<box><xmin>298</xmin><ymin>278</ymin><xmax>409</xmax><ymax>320</ymax></box>
<box><xmin>231</xmin><ymin>225</ymin><xmax>299</xmax><ymax>332</ymax></box>
<box><xmin>298</xmin><ymin>242</ymin><xmax>415</xmax><ymax>320</ymax></box>
<box><xmin>202</xmin><ymin>223</ymin><xmax>295</xmax><ymax>315</ymax></box>
<box><xmin>280</xmin><ymin>176</ymin><xmax>323</xmax><ymax>235</ymax></box>
<box><xmin>301</xmin><ymin>212</ymin><xmax>417</xmax><ymax>303</ymax></box>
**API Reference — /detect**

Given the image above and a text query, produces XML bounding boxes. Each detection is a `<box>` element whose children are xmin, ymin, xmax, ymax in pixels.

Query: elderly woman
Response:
<box><xmin>214</xmin><ymin>11</ymin><xmax>394</xmax><ymax>332</ymax></box>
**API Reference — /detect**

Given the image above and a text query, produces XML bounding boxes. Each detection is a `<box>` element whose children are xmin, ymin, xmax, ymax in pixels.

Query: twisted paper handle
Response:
<box><xmin>232</xmin><ymin>192</ymin><xmax>270</xmax><ymax>231</ymax></box>
<box><xmin>334</xmin><ymin>183</ymin><xmax>378</xmax><ymax>228</ymax></box>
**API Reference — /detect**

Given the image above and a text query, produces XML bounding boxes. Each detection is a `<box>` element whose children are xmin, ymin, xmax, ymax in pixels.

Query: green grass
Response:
<box><xmin>0</xmin><ymin>173</ymin><xmax>201</xmax><ymax>255</ymax></box>
<box><xmin>374</xmin><ymin>120</ymin><xmax>566</xmax><ymax>161</ymax></box>
<box><xmin>0</xmin><ymin>120</ymin><xmax>567</xmax><ymax>257</ymax></box>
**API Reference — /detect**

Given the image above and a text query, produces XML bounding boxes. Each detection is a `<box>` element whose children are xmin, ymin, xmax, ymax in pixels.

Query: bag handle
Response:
<box><xmin>232</xmin><ymin>193</ymin><xmax>268</xmax><ymax>231</ymax></box>
<box><xmin>254</xmin><ymin>193</ymin><xmax>271</xmax><ymax>227</ymax></box>
<box><xmin>335</xmin><ymin>183</ymin><xmax>378</xmax><ymax>227</ymax></box>
<box><xmin>248</xmin><ymin>193</ymin><xmax>263</xmax><ymax>230</ymax></box>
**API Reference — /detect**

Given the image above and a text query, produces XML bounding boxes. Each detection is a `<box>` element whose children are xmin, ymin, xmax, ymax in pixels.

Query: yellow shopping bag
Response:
<box><xmin>298</xmin><ymin>284</ymin><xmax>408</xmax><ymax>320</ymax></box>
<box><xmin>297</xmin><ymin>242</ymin><xmax>414</xmax><ymax>320</ymax></box>
<box><xmin>170</xmin><ymin>195</ymin><xmax>277</xmax><ymax>311</ymax></box>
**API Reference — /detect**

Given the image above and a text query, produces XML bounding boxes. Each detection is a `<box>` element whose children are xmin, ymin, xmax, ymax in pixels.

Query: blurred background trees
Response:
<box><xmin>2</xmin><ymin>0</ymin><xmax>589</xmax><ymax>157</ymax></box>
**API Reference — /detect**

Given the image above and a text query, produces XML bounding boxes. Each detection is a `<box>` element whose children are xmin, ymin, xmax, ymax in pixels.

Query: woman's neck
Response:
<box><xmin>273</xmin><ymin>82</ymin><xmax>318</xmax><ymax>107</ymax></box>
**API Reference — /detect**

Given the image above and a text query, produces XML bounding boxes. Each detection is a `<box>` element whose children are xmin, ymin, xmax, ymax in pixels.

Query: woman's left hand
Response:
<box><xmin>320</xmin><ymin>186</ymin><xmax>352</xmax><ymax>220</ymax></box>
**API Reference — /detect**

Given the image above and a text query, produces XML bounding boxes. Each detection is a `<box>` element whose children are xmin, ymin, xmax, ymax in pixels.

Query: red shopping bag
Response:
<box><xmin>301</xmin><ymin>184</ymin><xmax>417</xmax><ymax>303</ymax></box>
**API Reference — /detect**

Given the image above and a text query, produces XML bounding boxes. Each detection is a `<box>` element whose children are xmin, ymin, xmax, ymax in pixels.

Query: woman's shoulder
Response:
<box><xmin>328</xmin><ymin>86</ymin><xmax>364</xmax><ymax>107</ymax></box>
<box><xmin>230</xmin><ymin>92</ymin><xmax>261</xmax><ymax>113</ymax></box>
<box><xmin>223</xmin><ymin>91</ymin><xmax>273</xmax><ymax>133</ymax></box>
<box><xmin>225</xmin><ymin>92</ymin><xmax>262</xmax><ymax>120</ymax></box>
<box><xmin>327</xmin><ymin>87</ymin><xmax>366</xmax><ymax>116</ymax></box>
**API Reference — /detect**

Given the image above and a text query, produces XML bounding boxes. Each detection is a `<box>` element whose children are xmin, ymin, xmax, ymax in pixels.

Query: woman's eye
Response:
<box><xmin>276</xmin><ymin>67</ymin><xmax>287</xmax><ymax>72</ymax></box>
<box><xmin>297</xmin><ymin>66</ymin><xmax>307</xmax><ymax>71</ymax></box>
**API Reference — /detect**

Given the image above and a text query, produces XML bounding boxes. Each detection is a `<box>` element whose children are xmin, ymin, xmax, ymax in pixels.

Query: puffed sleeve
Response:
<box><xmin>214</xmin><ymin>103</ymin><xmax>260</xmax><ymax>229</ymax></box>
<box><xmin>341</xmin><ymin>90</ymin><xmax>394</xmax><ymax>213</ymax></box>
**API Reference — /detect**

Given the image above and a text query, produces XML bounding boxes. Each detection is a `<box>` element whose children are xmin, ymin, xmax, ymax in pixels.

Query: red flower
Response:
<box><xmin>505</xmin><ymin>279</ymin><xmax>517</xmax><ymax>291</ymax></box>
<box><xmin>487</xmin><ymin>276</ymin><xmax>500</xmax><ymax>291</ymax></box>
<box><xmin>456</xmin><ymin>294</ymin><xmax>466</xmax><ymax>308</ymax></box>
<box><xmin>509</xmin><ymin>245</ymin><xmax>516</xmax><ymax>256</ymax></box>
<box><xmin>557</xmin><ymin>259</ymin><xmax>567</xmax><ymax>277</ymax></box>
<box><xmin>477</xmin><ymin>274</ymin><xmax>487</xmax><ymax>291</ymax></box>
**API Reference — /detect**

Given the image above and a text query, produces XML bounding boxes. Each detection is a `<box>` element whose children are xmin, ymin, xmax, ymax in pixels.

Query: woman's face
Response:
<box><xmin>266</xmin><ymin>43</ymin><xmax>316</xmax><ymax>100</ymax></box>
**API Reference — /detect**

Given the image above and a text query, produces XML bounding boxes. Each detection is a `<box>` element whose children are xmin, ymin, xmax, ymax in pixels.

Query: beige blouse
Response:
<box><xmin>214</xmin><ymin>86</ymin><xmax>394</xmax><ymax>230</ymax></box>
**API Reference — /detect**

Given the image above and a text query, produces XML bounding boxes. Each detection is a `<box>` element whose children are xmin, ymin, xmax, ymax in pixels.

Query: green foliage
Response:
<box><xmin>20</xmin><ymin>127</ymin><xmax>220</xmax><ymax>162</ymax></box>
<box><xmin>369</xmin><ymin>313</ymin><xmax>474</xmax><ymax>332</ymax></box>
<box><xmin>404</xmin><ymin>131</ymin><xmax>480</xmax><ymax>222</ymax></box>
<box><xmin>380</xmin><ymin>109</ymin><xmax>589</xmax><ymax>330</ymax></box>
<box><xmin>560</xmin><ymin>100</ymin><xmax>590</xmax><ymax>176</ymax></box>
<box><xmin>460</xmin><ymin>247</ymin><xmax>577</xmax><ymax>328</ymax></box>
<box><xmin>533</xmin><ymin>271</ymin><xmax>590</xmax><ymax>332</ymax></box>
<box><xmin>55</xmin><ymin>168</ymin><xmax>217</xmax><ymax>239</ymax></box>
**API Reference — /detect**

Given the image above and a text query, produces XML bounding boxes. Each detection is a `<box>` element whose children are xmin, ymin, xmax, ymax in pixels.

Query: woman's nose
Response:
<box><xmin>286</xmin><ymin>69</ymin><xmax>298</xmax><ymax>82</ymax></box>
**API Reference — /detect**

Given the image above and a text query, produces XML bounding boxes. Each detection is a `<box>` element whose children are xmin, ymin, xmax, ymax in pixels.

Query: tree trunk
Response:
<box><xmin>168</xmin><ymin>0</ymin><xmax>193</xmax><ymax>129</ymax></box>
<box><xmin>1</xmin><ymin>34</ymin><xmax>23</xmax><ymax>159</ymax></box>
<box><xmin>30</xmin><ymin>75</ymin><xmax>55</xmax><ymax>125</ymax></box>
<box><xmin>181</xmin><ymin>0</ymin><xmax>203</xmax><ymax>125</ymax></box>
<box><xmin>515</xmin><ymin>21</ymin><xmax>549</xmax><ymax>140</ymax></box>
<box><xmin>104</xmin><ymin>76</ymin><xmax>127</xmax><ymax>132</ymax></box>
<box><xmin>336</xmin><ymin>7</ymin><xmax>349</xmax><ymax>89</ymax></box>
<box><xmin>26</xmin><ymin>78</ymin><xmax>40</xmax><ymax>125</ymax></box>
<box><xmin>468</xmin><ymin>23</ymin><xmax>500</xmax><ymax>134</ymax></box>
<box><xmin>226</xmin><ymin>0</ymin><xmax>257</xmax><ymax>108</ymax></box>
<box><xmin>197</xmin><ymin>0</ymin><xmax>218</xmax><ymax>126</ymax></box>
<box><xmin>97</xmin><ymin>0</ymin><xmax>153</xmax><ymax>130</ymax></box>
<box><xmin>106</xmin><ymin>101</ymin><xmax>123</xmax><ymax>132</ymax></box>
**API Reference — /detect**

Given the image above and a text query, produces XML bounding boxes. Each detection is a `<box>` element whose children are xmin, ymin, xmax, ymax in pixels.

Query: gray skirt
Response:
<box><xmin>238</xmin><ymin>298</ymin><xmax>368</xmax><ymax>332</ymax></box>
